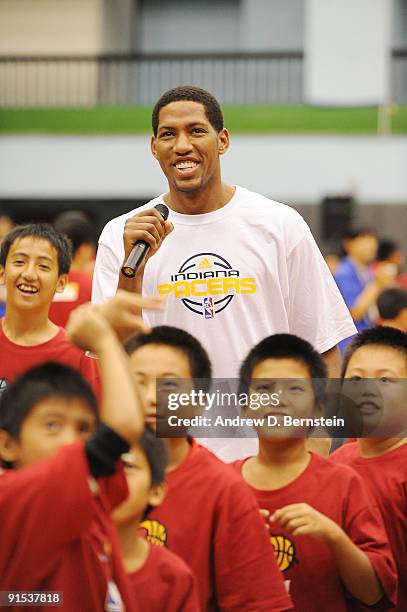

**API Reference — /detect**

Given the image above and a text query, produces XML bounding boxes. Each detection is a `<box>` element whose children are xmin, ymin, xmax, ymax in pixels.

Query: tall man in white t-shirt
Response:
<box><xmin>92</xmin><ymin>85</ymin><xmax>356</xmax><ymax>459</ymax></box>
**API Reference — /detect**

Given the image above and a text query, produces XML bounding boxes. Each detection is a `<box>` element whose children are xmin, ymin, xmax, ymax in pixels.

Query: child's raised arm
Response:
<box><xmin>66</xmin><ymin>292</ymin><xmax>163</xmax><ymax>445</ymax></box>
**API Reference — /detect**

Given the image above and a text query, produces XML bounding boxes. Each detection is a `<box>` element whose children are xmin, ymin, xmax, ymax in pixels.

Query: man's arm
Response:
<box><xmin>306</xmin><ymin>345</ymin><xmax>340</xmax><ymax>456</ymax></box>
<box><xmin>321</xmin><ymin>345</ymin><xmax>341</xmax><ymax>377</ymax></box>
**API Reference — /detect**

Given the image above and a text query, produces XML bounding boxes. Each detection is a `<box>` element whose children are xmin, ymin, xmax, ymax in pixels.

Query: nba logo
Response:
<box><xmin>203</xmin><ymin>296</ymin><xmax>215</xmax><ymax>319</ymax></box>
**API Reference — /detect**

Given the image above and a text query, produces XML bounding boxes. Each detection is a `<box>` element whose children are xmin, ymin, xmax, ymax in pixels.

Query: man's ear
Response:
<box><xmin>55</xmin><ymin>273</ymin><xmax>68</xmax><ymax>294</ymax></box>
<box><xmin>151</xmin><ymin>135</ymin><xmax>158</xmax><ymax>159</ymax></box>
<box><xmin>218</xmin><ymin>128</ymin><xmax>230</xmax><ymax>156</ymax></box>
<box><xmin>148</xmin><ymin>481</ymin><xmax>167</xmax><ymax>509</ymax></box>
<box><xmin>0</xmin><ymin>429</ymin><xmax>20</xmax><ymax>466</ymax></box>
<box><xmin>0</xmin><ymin>265</ymin><xmax>5</xmax><ymax>286</ymax></box>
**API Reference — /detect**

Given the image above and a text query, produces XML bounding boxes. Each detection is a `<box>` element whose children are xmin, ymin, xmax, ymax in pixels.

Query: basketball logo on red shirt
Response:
<box><xmin>270</xmin><ymin>534</ymin><xmax>297</xmax><ymax>572</ymax></box>
<box><xmin>140</xmin><ymin>519</ymin><xmax>167</xmax><ymax>547</ymax></box>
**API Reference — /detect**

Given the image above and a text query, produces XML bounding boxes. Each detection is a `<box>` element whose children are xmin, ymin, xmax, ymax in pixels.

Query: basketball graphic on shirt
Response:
<box><xmin>270</xmin><ymin>534</ymin><xmax>297</xmax><ymax>572</ymax></box>
<box><xmin>157</xmin><ymin>252</ymin><xmax>256</xmax><ymax>317</ymax></box>
<box><xmin>140</xmin><ymin>519</ymin><xmax>167</xmax><ymax>547</ymax></box>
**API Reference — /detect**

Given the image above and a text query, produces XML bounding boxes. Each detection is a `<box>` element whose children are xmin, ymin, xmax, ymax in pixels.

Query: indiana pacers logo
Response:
<box><xmin>157</xmin><ymin>252</ymin><xmax>256</xmax><ymax>317</ymax></box>
<box><xmin>140</xmin><ymin>520</ymin><xmax>167</xmax><ymax>547</ymax></box>
<box><xmin>270</xmin><ymin>534</ymin><xmax>297</xmax><ymax>572</ymax></box>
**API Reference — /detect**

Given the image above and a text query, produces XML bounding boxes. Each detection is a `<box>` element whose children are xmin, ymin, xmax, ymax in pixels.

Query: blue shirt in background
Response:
<box><xmin>334</xmin><ymin>256</ymin><xmax>374</xmax><ymax>353</ymax></box>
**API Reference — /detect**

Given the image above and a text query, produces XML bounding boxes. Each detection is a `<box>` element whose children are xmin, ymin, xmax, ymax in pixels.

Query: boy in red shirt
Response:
<box><xmin>112</xmin><ymin>427</ymin><xmax>200</xmax><ymax>611</ymax></box>
<box><xmin>0</xmin><ymin>294</ymin><xmax>158</xmax><ymax>611</ymax></box>
<box><xmin>124</xmin><ymin>326</ymin><xmax>292</xmax><ymax>612</ymax></box>
<box><xmin>331</xmin><ymin>326</ymin><xmax>407</xmax><ymax>610</ymax></box>
<box><xmin>232</xmin><ymin>333</ymin><xmax>397</xmax><ymax>611</ymax></box>
<box><xmin>0</xmin><ymin>224</ymin><xmax>98</xmax><ymax>392</ymax></box>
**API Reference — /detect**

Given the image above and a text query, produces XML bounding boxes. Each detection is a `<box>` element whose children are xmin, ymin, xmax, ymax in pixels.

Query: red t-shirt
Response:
<box><xmin>142</xmin><ymin>439</ymin><xmax>292</xmax><ymax>612</ymax></box>
<box><xmin>232</xmin><ymin>453</ymin><xmax>397</xmax><ymax>612</ymax></box>
<box><xmin>0</xmin><ymin>321</ymin><xmax>100</xmax><ymax>398</ymax></box>
<box><xmin>49</xmin><ymin>270</ymin><xmax>93</xmax><ymax>328</ymax></box>
<box><xmin>128</xmin><ymin>543</ymin><xmax>200</xmax><ymax>611</ymax></box>
<box><xmin>0</xmin><ymin>442</ymin><xmax>137</xmax><ymax>612</ymax></box>
<box><xmin>331</xmin><ymin>441</ymin><xmax>407</xmax><ymax>611</ymax></box>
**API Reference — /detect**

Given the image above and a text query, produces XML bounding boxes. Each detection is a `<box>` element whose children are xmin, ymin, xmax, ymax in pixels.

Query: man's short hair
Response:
<box><xmin>239</xmin><ymin>333</ymin><xmax>327</xmax><ymax>401</ymax></box>
<box><xmin>152</xmin><ymin>85</ymin><xmax>224</xmax><ymax>136</ymax></box>
<box><xmin>124</xmin><ymin>325</ymin><xmax>212</xmax><ymax>391</ymax></box>
<box><xmin>139</xmin><ymin>427</ymin><xmax>167</xmax><ymax>486</ymax></box>
<box><xmin>0</xmin><ymin>362</ymin><xmax>98</xmax><ymax>441</ymax></box>
<box><xmin>341</xmin><ymin>326</ymin><xmax>407</xmax><ymax>377</ymax></box>
<box><xmin>377</xmin><ymin>288</ymin><xmax>407</xmax><ymax>320</ymax></box>
<box><xmin>0</xmin><ymin>223</ymin><xmax>72</xmax><ymax>275</ymax></box>
<box><xmin>53</xmin><ymin>211</ymin><xmax>95</xmax><ymax>257</ymax></box>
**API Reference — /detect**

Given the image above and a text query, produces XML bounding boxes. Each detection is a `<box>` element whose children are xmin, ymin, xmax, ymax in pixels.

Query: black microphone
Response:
<box><xmin>121</xmin><ymin>203</ymin><xmax>170</xmax><ymax>278</ymax></box>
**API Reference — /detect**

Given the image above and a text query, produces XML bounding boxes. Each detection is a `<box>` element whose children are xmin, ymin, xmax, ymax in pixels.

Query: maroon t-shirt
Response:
<box><xmin>128</xmin><ymin>543</ymin><xmax>200</xmax><ymax>611</ymax></box>
<box><xmin>0</xmin><ymin>322</ymin><xmax>100</xmax><ymax>397</ymax></box>
<box><xmin>232</xmin><ymin>453</ymin><xmax>397</xmax><ymax>612</ymax></box>
<box><xmin>0</xmin><ymin>442</ymin><xmax>137</xmax><ymax>611</ymax></box>
<box><xmin>142</xmin><ymin>439</ymin><xmax>292</xmax><ymax>612</ymax></box>
<box><xmin>49</xmin><ymin>270</ymin><xmax>92</xmax><ymax>328</ymax></box>
<box><xmin>332</xmin><ymin>441</ymin><xmax>407</xmax><ymax>611</ymax></box>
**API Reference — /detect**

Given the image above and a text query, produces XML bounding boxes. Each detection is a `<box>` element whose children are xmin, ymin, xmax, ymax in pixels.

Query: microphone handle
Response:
<box><xmin>121</xmin><ymin>203</ymin><xmax>169</xmax><ymax>278</ymax></box>
<box><xmin>121</xmin><ymin>241</ymin><xmax>150</xmax><ymax>278</ymax></box>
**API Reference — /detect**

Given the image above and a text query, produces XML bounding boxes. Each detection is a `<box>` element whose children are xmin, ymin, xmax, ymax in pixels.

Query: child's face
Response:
<box><xmin>112</xmin><ymin>445</ymin><xmax>165</xmax><ymax>526</ymax></box>
<box><xmin>345</xmin><ymin>234</ymin><xmax>378</xmax><ymax>264</ymax></box>
<box><xmin>343</xmin><ymin>345</ymin><xmax>407</xmax><ymax>437</ymax></box>
<box><xmin>0</xmin><ymin>237</ymin><xmax>66</xmax><ymax>311</ymax></box>
<box><xmin>249</xmin><ymin>358</ymin><xmax>316</xmax><ymax>440</ymax></box>
<box><xmin>129</xmin><ymin>344</ymin><xmax>194</xmax><ymax>431</ymax></box>
<box><xmin>4</xmin><ymin>396</ymin><xmax>96</xmax><ymax>468</ymax></box>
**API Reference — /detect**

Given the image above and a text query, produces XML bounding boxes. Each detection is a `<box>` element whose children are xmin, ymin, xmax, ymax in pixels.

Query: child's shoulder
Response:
<box><xmin>147</xmin><ymin>543</ymin><xmax>195</xmax><ymax>579</ymax></box>
<box><xmin>193</xmin><ymin>442</ymin><xmax>247</xmax><ymax>481</ymax></box>
<box><xmin>330</xmin><ymin>441</ymin><xmax>359</xmax><ymax>463</ymax></box>
<box><xmin>310</xmin><ymin>450</ymin><xmax>361</xmax><ymax>479</ymax></box>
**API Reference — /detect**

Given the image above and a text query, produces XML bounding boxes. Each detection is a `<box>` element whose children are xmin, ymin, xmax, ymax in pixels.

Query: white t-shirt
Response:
<box><xmin>92</xmin><ymin>186</ymin><xmax>356</xmax><ymax>460</ymax></box>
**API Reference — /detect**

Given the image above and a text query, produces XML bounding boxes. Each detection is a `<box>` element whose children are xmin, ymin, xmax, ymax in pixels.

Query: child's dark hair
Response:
<box><xmin>377</xmin><ymin>238</ymin><xmax>399</xmax><ymax>262</ymax></box>
<box><xmin>139</xmin><ymin>427</ymin><xmax>167</xmax><ymax>486</ymax></box>
<box><xmin>0</xmin><ymin>223</ymin><xmax>72</xmax><ymax>275</ymax></box>
<box><xmin>377</xmin><ymin>288</ymin><xmax>407</xmax><ymax>320</ymax></box>
<box><xmin>239</xmin><ymin>334</ymin><xmax>327</xmax><ymax>401</ymax></box>
<box><xmin>152</xmin><ymin>85</ymin><xmax>224</xmax><ymax>136</ymax></box>
<box><xmin>125</xmin><ymin>326</ymin><xmax>212</xmax><ymax>391</ymax></box>
<box><xmin>0</xmin><ymin>362</ymin><xmax>98</xmax><ymax>442</ymax></box>
<box><xmin>53</xmin><ymin>211</ymin><xmax>95</xmax><ymax>257</ymax></box>
<box><xmin>341</xmin><ymin>326</ymin><xmax>407</xmax><ymax>377</ymax></box>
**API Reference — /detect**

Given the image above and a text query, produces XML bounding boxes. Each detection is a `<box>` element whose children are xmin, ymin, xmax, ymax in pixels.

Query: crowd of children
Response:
<box><xmin>0</xmin><ymin>222</ymin><xmax>406</xmax><ymax>611</ymax></box>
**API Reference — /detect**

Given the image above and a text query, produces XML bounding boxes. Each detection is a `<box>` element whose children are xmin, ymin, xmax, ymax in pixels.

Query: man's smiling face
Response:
<box><xmin>151</xmin><ymin>100</ymin><xmax>229</xmax><ymax>197</ymax></box>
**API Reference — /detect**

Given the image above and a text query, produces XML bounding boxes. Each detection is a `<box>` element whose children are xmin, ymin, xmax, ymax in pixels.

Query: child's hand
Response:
<box><xmin>271</xmin><ymin>503</ymin><xmax>341</xmax><ymax>543</ymax></box>
<box><xmin>98</xmin><ymin>290</ymin><xmax>165</xmax><ymax>341</ymax></box>
<box><xmin>66</xmin><ymin>303</ymin><xmax>113</xmax><ymax>353</ymax></box>
<box><xmin>259</xmin><ymin>508</ymin><xmax>271</xmax><ymax>534</ymax></box>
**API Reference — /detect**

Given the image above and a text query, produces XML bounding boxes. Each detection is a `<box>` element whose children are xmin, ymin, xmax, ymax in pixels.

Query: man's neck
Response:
<box><xmin>165</xmin><ymin>437</ymin><xmax>191</xmax><ymax>471</ymax></box>
<box><xmin>243</xmin><ymin>438</ymin><xmax>311</xmax><ymax>490</ymax></box>
<box><xmin>357</xmin><ymin>437</ymin><xmax>407</xmax><ymax>458</ymax></box>
<box><xmin>164</xmin><ymin>182</ymin><xmax>235</xmax><ymax>215</ymax></box>
<box><xmin>2</xmin><ymin>311</ymin><xmax>58</xmax><ymax>345</ymax></box>
<box><xmin>117</xmin><ymin>521</ymin><xmax>149</xmax><ymax>574</ymax></box>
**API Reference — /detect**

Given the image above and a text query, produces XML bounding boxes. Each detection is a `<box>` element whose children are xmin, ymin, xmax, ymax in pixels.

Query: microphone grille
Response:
<box><xmin>154</xmin><ymin>203</ymin><xmax>170</xmax><ymax>221</ymax></box>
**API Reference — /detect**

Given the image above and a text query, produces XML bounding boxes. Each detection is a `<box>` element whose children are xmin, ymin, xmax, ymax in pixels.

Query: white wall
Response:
<box><xmin>0</xmin><ymin>0</ymin><xmax>134</xmax><ymax>106</ymax></box>
<box><xmin>1</xmin><ymin>135</ymin><xmax>405</xmax><ymax>204</ymax></box>
<box><xmin>304</xmin><ymin>0</ymin><xmax>392</xmax><ymax>105</ymax></box>
<box><xmin>0</xmin><ymin>0</ymin><xmax>101</xmax><ymax>55</ymax></box>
